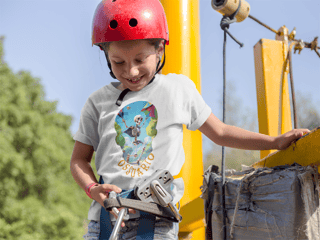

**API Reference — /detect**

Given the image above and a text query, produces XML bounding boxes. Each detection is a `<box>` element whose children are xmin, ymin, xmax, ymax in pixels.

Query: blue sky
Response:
<box><xmin>1</xmin><ymin>0</ymin><xmax>319</xmax><ymax>155</ymax></box>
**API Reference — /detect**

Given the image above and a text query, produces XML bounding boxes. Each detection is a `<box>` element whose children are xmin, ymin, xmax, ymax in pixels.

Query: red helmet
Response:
<box><xmin>92</xmin><ymin>0</ymin><xmax>169</xmax><ymax>46</ymax></box>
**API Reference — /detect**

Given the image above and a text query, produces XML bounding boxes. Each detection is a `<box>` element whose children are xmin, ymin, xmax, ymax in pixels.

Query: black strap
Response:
<box><xmin>104</xmin><ymin>51</ymin><xmax>117</xmax><ymax>79</ymax></box>
<box><xmin>115</xmin><ymin>88</ymin><xmax>131</xmax><ymax>106</ymax></box>
<box><xmin>114</xmin><ymin>76</ymin><xmax>156</xmax><ymax>106</ymax></box>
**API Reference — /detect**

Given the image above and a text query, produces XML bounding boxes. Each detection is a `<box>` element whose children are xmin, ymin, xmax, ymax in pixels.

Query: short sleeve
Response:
<box><xmin>184</xmin><ymin>78</ymin><xmax>212</xmax><ymax>131</ymax></box>
<box><xmin>73</xmin><ymin>100</ymin><xmax>100</xmax><ymax>151</ymax></box>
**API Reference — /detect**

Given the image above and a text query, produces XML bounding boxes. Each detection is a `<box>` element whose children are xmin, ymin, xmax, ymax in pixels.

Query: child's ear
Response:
<box><xmin>157</xmin><ymin>40</ymin><xmax>165</xmax><ymax>56</ymax></box>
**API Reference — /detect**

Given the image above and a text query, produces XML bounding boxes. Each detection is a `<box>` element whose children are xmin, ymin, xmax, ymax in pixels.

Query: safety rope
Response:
<box><xmin>219</xmin><ymin>1</ymin><xmax>244</xmax><ymax>239</ymax></box>
<box><xmin>288</xmin><ymin>45</ymin><xmax>298</xmax><ymax>129</ymax></box>
<box><xmin>248</xmin><ymin>15</ymin><xmax>279</xmax><ymax>35</ymax></box>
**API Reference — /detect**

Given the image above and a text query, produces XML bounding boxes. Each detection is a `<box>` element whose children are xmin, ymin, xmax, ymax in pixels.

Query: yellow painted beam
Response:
<box><xmin>160</xmin><ymin>0</ymin><xmax>205</xmax><ymax>238</ymax></box>
<box><xmin>251</xmin><ymin>127</ymin><xmax>320</xmax><ymax>169</ymax></box>
<box><xmin>178</xmin><ymin>196</ymin><xmax>205</xmax><ymax>232</ymax></box>
<box><xmin>179</xmin><ymin>226</ymin><xmax>206</xmax><ymax>240</ymax></box>
<box><xmin>160</xmin><ymin>0</ymin><xmax>203</xmax><ymax>207</ymax></box>
<box><xmin>254</xmin><ymin>37</ymin><xmax>292</xmax><ymax>159</ymax></box>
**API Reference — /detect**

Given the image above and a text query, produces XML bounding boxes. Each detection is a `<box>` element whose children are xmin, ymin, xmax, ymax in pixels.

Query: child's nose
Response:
<box><xmin>126</xmin><ymin>63</ymin><xmax>139</xmax><ymax>78</ymax></box>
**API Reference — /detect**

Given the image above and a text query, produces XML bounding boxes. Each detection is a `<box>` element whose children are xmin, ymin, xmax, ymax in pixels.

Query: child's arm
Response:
<box><xmin>70</xmin><ymin>141</ymin><xmax>134</xmax><ymax>227</ymax></box>
<box><xmin>70</xmin><ymin>141</ymin><xmax>121</xmax><ymax>208</ymax></box>
<box><xmin>198</xmin><ymin>113</ymin><xmax>310</xmax><ymax>150</ymax></box>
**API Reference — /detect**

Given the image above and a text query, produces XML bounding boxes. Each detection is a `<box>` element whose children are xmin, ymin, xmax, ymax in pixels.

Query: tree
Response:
<box><xmin>295</xmin><ymin>91</ymin><xmax>320</xmax><ymax>130</ymax></box>
<box><xmin>203</xmin><ymin>82</ymin><xmax>259</xmax><ymax>172</ymax></box>
<box><xmin>0</xmin><ymin>37</ymin><xmax>92</xmax><ymax>239</ymax></box>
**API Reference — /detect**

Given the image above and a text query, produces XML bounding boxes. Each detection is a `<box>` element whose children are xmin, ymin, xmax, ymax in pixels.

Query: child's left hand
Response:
<box><xmin>275</xmin><ymin>129</ymin><xmax>310</xmax><ymax>150</ymax></box>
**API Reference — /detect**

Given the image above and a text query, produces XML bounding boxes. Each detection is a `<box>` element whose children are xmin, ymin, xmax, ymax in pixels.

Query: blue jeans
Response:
<box><xmin>83</xmin><ymin>218</ymin><xmax>179</xmax><ymax>240</ymax></box>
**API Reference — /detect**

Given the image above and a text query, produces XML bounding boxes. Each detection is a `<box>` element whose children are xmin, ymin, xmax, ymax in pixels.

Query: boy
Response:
<box><xmin>70</xmin><ymin>0</ymin><xmax>309</xmax><ymax>239</ymax></box>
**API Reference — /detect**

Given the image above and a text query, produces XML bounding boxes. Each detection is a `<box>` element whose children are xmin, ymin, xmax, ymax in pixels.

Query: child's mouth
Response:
<box><xmin>127</xmin><ymin>76</ymin><xmax>142</xmax><ymax>84</ymax></box>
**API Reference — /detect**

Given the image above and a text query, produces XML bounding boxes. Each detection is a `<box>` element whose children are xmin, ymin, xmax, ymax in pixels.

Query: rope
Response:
<box><xmin>280</xmin><ymin>41</ymin><xmax>298</xmax><ymax>129</ymax></box>
<box><xmin>288</xmin><ymin>45</ymin><xmax>298</xmax><ymax>129</ymax></box>
<box><xmin>219</xmin><ymin>1</ymin><xmax>244</xmax><ymax>239</ymax></box>
<box><xmin>219</xmin><ymin>1</ymin><xmax>244</xmax><ymax>48</ymax></box>
<box><xmin>248</xmin><ymin>15</ymin><xmax>279</xmax><ymax>35</ymax></box>
<box><xmin>221</xmin><ymin>29</ymin><xmax>227</xmax><ymax>240</ymax></box>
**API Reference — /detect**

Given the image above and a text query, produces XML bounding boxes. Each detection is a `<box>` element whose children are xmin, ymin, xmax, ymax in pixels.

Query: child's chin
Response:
<box><xmin>128</xmin><ymin>85</ymin><xmax>145</xmax><ymax>92</ymax></box>
<box><xmin>126</xmin><ymin>80</ymin><xmax>150</xmax><ymax>91</ymax></box>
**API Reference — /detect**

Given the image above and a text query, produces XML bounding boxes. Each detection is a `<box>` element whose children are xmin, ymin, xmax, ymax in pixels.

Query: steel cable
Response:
<box><xmin>219</xmin><ymin>1</ymin><xmax>244</xmax><ymax>238</ymax></box>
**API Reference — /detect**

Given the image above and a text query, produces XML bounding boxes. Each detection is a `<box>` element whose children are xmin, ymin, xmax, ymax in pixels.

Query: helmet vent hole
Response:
<box><xmin>112</xmin><ymin>0</ymin><xmax>116</xmax><ymax>2</ymax></box>
<box><xmin>129</xmin><ymin>18</ymin><xmax>138</xmax><ymax>27</ymax></box>
<box><xmin>110</xmin><ymin>20</ymin><xmax>118</xmax><ymax>29</ymax></box>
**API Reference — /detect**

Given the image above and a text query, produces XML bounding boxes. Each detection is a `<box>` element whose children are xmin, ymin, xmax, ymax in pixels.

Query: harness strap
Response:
<box><xmin>104</xmin><ymin>197</ymin><xmax>180</xmax><ymax>222</ymax></box>
<box><xmin>98</xmin><ymin>176</ymin><xmax>156</xmax><ymax>240</ymax></box>
<box><xmin>136</xmin><ymin>211</ymin><xmax>156</xmax><ymax>240</ymax></box>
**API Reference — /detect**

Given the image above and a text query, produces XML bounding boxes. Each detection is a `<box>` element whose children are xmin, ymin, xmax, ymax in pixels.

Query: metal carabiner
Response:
<box><xmin>109</xmin><ymin>208</ymin><xmax>127</xmax><ymax>240</ymax></box>
<box><xmin>150</xmin><ymin>180</ymin><xmax>182</xmax><ymax>222</ymax></box>
<box><xmin>108</xmin><ymin>191</ymin><xmax>128</xmax><ymax>240</ymax></box>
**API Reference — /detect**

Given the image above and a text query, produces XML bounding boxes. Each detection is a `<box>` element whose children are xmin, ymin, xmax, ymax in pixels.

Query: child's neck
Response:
<box><xmin>117</xmin><ymin>84</ymin><xmax>125</xmax><ymax>91</ymax></box>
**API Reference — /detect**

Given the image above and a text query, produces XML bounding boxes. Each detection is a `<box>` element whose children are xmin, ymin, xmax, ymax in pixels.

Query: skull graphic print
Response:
<box><xmin>114</xmin><ymin>101</ymin><xmax>158</xmax><ymax>178</ymax></box>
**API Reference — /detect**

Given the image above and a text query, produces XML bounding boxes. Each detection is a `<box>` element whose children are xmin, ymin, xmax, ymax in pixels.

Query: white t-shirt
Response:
<box><xmin>74</xmin><ymin>73</ymin><xmax>212</xmax><ymax>221</ymax></box>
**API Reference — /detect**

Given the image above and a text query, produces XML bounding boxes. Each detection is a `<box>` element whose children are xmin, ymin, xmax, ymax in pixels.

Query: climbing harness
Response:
<box><xmin>99</xmin><ymin>169</ymin><xmax>182</xmax><ymax>240</ymax></box>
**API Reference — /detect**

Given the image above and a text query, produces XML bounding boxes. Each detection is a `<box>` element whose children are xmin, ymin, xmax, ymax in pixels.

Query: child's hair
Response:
<box><xmin>100</xmin><ymin>38</ymin><xmax>164</xmax><ymax>52</ymax></box>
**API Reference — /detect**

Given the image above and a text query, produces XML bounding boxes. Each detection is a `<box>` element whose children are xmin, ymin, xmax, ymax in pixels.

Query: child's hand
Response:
<box><xmin>275</xmin><ymin>129</ymin><xmax>310</xmax><ymax>150</ymax></box>
<box><xmin>90</xmin><ymin>184</ymin><xmax>136</xmax><ymax>227</ymax></box>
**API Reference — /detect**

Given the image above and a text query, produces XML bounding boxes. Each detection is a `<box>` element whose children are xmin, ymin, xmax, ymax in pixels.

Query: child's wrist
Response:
<box><xmin>272</xmin><ymin>136</ymin><xmax>280</xmax><ymax>150</ymax></box>
<box><xmin>85</xmin><ymin>182</ymin><xmax>99</xmax><ymax>199</ymax></box>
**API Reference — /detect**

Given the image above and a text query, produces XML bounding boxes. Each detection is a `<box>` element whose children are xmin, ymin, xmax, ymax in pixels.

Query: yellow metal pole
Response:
<box><xmin>160</xmin><ymin>0</ymin><xmax>206</xmax><ymax>238</ymax></box>
<box><xmin>254</xmin><ymin>26</ymin><xmax>292</xmax><ymax>159</ymax></box>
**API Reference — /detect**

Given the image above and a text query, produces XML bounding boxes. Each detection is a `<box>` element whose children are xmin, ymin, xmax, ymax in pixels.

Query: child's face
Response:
<box><xmin>108</xmin><ymin>39</ymin><xmax>164</xmax><ymax>92</ymax></box>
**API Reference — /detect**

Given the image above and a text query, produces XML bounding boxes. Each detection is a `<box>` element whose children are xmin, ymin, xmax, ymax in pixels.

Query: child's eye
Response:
<box><xmin>136</xmin><ymin>59</ymin><xmax>143</xmax><ymax>63</ymax></box>
<box><xmin>115</xmin><ymin>61</ymin><xmax>124</xmax><ymax>65</ymax></box>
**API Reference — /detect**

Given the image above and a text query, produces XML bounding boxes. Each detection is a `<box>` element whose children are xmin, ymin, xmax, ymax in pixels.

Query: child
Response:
<box><xmin>70</xmin><ymin>0</ymin><xmax>310</xmax><ymax>239</ymax></box>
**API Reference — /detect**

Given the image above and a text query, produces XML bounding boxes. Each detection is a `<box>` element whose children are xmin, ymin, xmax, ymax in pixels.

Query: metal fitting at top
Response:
<box><xmin>294</xmin><ymin>40</ymin><xmax>305</xmax><ymax>54</ymax></box>
<box><xmin>211</xmin><ymin>0</ymin><xmax>250</xmax><ymax>22</ymax></box>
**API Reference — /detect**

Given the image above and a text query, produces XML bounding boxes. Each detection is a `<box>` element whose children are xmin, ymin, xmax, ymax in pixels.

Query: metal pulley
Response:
<box><xmin>211</xmin><ymin>0</ymin><xmax>250</xmax><ymax>22</ymax></box>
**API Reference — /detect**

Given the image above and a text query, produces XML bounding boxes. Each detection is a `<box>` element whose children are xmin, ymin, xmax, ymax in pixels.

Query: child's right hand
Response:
<box><xmin>90</xmin><ymin>184</ymin><xmax>136</xmax><ymax>227</ymax></box>
<box><xmin>90</xmin><ymin>183</ymin><xmax>121</xmax><ymax>207</ymax></box>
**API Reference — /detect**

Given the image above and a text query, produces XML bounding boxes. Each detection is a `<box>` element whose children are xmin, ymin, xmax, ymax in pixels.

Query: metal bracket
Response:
<box><xmin>134</xmin><ymin>169</ymin><xmax>182</xmax><ymax>222</ymax></box>
<box><xmin>134</xmin><ymin>169</ymin><xmax>174</xmax><ymax>203</ymax></box>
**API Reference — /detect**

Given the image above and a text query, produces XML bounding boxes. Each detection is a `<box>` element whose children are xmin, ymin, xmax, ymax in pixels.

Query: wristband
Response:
<box><xmin>85</xmin><ymin>183</ymin><xmax>98</xmax><ymax>199</ymax></box>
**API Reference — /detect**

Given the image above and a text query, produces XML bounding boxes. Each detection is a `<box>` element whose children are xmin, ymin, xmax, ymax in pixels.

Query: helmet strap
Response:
<box><xmin>154</xmin><ymin>42</ymin><xmax>166</xmax><ymax>75</ymax></box>
<box><xmin>104</xmin><ymin>51</ymin><xmax>117</xmax><ymax>79</ymax></box>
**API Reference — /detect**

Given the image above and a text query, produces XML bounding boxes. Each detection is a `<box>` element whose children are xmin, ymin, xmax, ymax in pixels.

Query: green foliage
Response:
<box><xmin>0</xmin><ymin>38</ymin><xmax>92</xmax><ymax>239</ymax></box>
<box><xmin>296</xmin><ymin>91</ymin><xmax>320</xmax><ymax>130</ymax></box>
